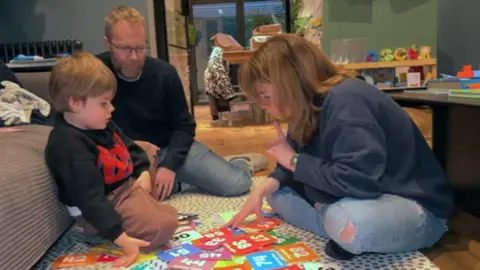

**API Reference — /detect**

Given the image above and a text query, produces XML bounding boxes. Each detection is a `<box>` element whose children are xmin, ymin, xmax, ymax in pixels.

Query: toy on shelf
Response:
<box><xmin>457</xmin><ymin>65</ymin><xmax>474</xmax><ymax>78</ymax></box>
<box><xmin>380</xmin><ymin>49</ymin><xmax>394</xmax><ymax>62</ymax></box>
<box><xmin>366</xmin><ymin>50</ymin><xmax>379</xmax><ymax>62</ymax></box>
<box><xmin>408</xmin><ymin>45</ymin><xmax>419</xmax><ymax>60</ymax></box>
<box><xmin>394</xmin><ymin>47</ymin><xmax>407</xmax><ymax>60</ymax></box>
<box><xmin>455</xmin><ymin>65</ymin><xmax>480</xmax><ymax>89</ymax></box>
<box><xmin>418</xmin><ymin>46</ymin><xmax>432</xmax><ymax>59</ymax></box>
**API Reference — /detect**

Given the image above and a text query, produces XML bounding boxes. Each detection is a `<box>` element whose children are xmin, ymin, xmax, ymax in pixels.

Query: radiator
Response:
<box><xmin>0</xmin><ymin>39</ymin><xmax>83</xmax><ymax>63</ymax></box>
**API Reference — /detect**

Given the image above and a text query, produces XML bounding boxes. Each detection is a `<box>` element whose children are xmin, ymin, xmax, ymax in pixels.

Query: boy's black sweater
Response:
<box><xmin>97</xmin><ymin>52</ymin><xmax>196</xmax><ymax>171</ymax></box>
<box><xmin>45</xmin><ymin>115</ymin><xmax>150</xmax><ymax>241</ymax></box>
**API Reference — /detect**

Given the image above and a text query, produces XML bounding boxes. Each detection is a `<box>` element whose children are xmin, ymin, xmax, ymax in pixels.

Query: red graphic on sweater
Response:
<box><xmin>96</xmin><ymin>133</ymin><xmax>133</xmax><ymax>184</ymax></box>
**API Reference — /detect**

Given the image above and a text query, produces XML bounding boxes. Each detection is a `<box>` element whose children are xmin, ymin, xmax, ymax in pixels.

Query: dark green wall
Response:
<box><xmin>322</xmin><ymin>0</ymin><xmax>437</xmax><ymax>58</ymax></box>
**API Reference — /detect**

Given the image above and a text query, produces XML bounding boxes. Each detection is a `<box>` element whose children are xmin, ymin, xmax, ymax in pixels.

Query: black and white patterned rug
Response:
<box><xmin>34</xmin><ymin>177</ymin><xmax>439</xmax><ymax>270</ymax></box>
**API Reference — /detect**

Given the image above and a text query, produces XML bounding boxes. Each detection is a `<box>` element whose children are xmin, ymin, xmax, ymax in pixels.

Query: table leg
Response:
<box><xmin>431</xmin><ymin>105</ymin><xmax>449</xmax><ymax>169</ymax></box>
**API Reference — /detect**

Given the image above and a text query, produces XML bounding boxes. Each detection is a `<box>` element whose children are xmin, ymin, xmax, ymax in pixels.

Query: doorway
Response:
<box><xmin>192</xmin><ymin>0</ymin><xmax>289</xmax><ymax>105</ymax></box>
<box><xmin>154</xmin><ymin>0</ymin><xmax>291</xmax><ymax>107</ymax></box>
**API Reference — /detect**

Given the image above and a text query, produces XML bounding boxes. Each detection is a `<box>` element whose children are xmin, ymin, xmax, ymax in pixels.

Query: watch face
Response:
<box><xmin>290</xmin><ymin>154</ymin><xmax>298</xmax><ymax>166</ymax></box>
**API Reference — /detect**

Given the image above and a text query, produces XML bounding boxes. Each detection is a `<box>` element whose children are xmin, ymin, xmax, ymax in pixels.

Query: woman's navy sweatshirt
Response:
<box><xmin>270</xmin><ymin>79</ymin><xmax>454</xmax><ymax>219</ymax></box>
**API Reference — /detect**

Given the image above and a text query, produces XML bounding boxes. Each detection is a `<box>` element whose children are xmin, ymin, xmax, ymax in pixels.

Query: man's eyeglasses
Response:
<box><xmin>109</xmin><ymin>40</ymin><xmax>149</xmax><ymax>54</ymax></box>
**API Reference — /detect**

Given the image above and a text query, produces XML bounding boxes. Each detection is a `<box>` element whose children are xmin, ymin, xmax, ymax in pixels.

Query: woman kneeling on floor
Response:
<box><xmin>227</xmin><ymin>34</ymin><xmax>454</xmax><ymax>260</ymax></box>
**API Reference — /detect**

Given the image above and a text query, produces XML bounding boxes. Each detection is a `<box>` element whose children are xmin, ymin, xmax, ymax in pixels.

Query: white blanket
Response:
<box><xmin>0</xmin><ymin>81</ymin><xmax>51</xmax><ymax>126</ymax></box>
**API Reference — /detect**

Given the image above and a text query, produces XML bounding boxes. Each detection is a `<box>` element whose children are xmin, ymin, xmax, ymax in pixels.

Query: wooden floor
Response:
<box><xmin>193</xmin><ymin>105</ymin><xmax>480</xmax><ymax>270</ymax></box>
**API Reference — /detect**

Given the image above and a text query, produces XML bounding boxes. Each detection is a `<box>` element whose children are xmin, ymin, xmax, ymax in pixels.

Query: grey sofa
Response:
<box><xmin>0</xmin><ymin>70</ymin><xmax>72</xmax><ymax>270</ymax></box>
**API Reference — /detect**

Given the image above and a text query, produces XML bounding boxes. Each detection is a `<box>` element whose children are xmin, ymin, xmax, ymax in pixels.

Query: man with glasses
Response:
<box><xmin>97</xmin><ymin>5</ymin><xmax>253</xmax><ymax>202</ymax></box>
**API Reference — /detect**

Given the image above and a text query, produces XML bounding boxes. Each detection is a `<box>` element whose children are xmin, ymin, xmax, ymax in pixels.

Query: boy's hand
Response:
<box><xmin>132</xmin><ymin>171</ymin><xmax>152</xmax><ymax>194</ymax></box>
<box><xmin>113</xmin><ymin>233</ymin><xmax>150</xmax><ymax>268</ymax></box>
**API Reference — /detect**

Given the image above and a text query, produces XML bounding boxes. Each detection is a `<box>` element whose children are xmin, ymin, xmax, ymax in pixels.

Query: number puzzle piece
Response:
<box><xmin>189</xmin><ymin>250</ymin><xmax>233</xmax><ymax>261</ymax></box>
<box><xmin>157</xmin><ymin>243</ymin><xmax>202</xmax><ymax>262</ymax></box>
<box><xmin>223</xmin><ymin>235</ymin><xmax>261</xmax><ymax>255</ymax></box>
<box><xmin>193</xmin><ymin>236</ymin><xmax>229</xmax><ymax>250</ymax></box>
<box><xmin>274</xmin><ymin>242</ymin><xmax>320</xmax><ymax>264</ymax></box>
<box><xmin>241</xmin><ymin>218</ymin><xmax>281</xmax><ymax>232</ymax></box>
<box><xmin>268</xmin><ymin>231</ymin><xmax>300</xmax><ymax>246</ymax></box>
<box><xmin>214</xmin><ymin>256</ymin><xmax>251</xmax><ymax>270</ymax></box>
<box><xmin>132</xmin><ymin>259</ymin><xmax>168</xmax><ymax>270</ymax></box>
<box><xmin>96</xmin><ymin>253</ymin><xmax>118</xmax><ymax>262</ymax></box>
<box><xmin>303</xmin><ymin>262</ymin><xmax>340</xmax><ymax>270</ymax></box>
<box><xmin>51</xmin><ymin>253</ymin><xmax>98</xmax><ymax>269</ymax></box>
<box><xmin>275</xmin><ymin>265</ymin><xmax>303</xmax><ymax>270</ymax></box>
<box><xmin>203</xmin><ymin>227</ymin><xmax>235</xmax><ymax>239</ymax></box>
<box><xmin>173</xmin><ymin>230</ymin><xmax>203</xmax><ymax>244</ymax></box>
<box><xmin>245</xmin><ymin>250</ymin><xmax>287</xmax><ymax>270</ymax></box>
<box><xmin>168</xmin><ymin>257</ymin><xmax>216</xmax><ymax>270</ymax></box>
<box><xmin>247</xmin><ymin>232</ymin><xmax>278</xmax><ymax>246</ymax></box>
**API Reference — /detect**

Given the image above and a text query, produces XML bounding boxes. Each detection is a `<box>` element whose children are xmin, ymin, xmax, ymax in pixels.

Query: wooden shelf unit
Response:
<box><xmin>223</xmin><ymin>50</ymin><xmax>438</xmax><ymax>79</ymax></box>
<box><xmin>340</xmin><ymin>59</ymin><xmax>436</xmax><ymax>70</ymax></box>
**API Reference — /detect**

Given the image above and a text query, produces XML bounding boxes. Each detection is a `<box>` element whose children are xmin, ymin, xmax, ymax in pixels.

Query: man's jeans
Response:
<box><xmin>157</xmin><ymin>140</ymin><xmax>253</xmax><ymax>197</ymax></box>
<box><xmin>267</xmin><ymin>186</ymin><xmax>448</xmax><ymax>254</ymax></box>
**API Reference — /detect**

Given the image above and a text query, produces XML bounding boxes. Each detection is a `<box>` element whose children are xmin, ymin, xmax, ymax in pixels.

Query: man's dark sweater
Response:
<box><xmin>97</xmin><ymin>52</ymin><xmax>196</xmax><ymax>171</ymax></box>
<box><xmin>45</xmin><ymin>116</ymin><xmax>150</xmax><ymax>241</ymax></box>
<box><xmin>270</xmin><ymin>78</ymin><xmax>454</xmax><ymax>219</ymax></box>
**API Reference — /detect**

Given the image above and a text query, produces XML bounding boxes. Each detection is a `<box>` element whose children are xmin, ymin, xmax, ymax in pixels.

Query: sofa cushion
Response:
<box><xmin>0</xmin><ymin>125</ymin><xmax>71</xmax><ymax>270</ymax></box>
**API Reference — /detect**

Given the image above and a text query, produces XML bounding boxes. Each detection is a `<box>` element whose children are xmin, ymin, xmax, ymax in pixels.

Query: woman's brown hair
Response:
<box><xmin>239</xmin><ymin>33</ymin><xmax>354</xmax><ymax>144</ymax></box>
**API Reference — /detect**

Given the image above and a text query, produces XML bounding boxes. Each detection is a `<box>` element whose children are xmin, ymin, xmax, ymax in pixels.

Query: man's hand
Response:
<box><xmin>134</xmin><ymin>140</ymin><xmax>160</xmax><ymax>154</ymax></box>
<box><xmin>154</xmin><ymin>167</ymin><xmax>176</xmax><ymax>201</ymax></box>
<box><xmin>132</xmin><ymin>171</ymin><xmax>152</xmax><ymax>194</ymax></box>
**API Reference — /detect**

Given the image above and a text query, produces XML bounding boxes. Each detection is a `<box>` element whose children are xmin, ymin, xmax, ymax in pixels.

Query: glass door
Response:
<box><xmin>164</xmin><ymin>0</ymin><xmax>196</xmax><ymax>115</ymax></box>
<box><xmin>192</xmin><ymin>1</ymin><xmax>239</xmax><ymax>104</ymax></box>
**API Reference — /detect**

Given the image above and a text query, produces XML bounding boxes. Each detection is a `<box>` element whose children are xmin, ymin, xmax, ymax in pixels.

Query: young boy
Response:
<box><xmin>45</xmin><ymin>52</ymin><xmax>178</xmax><ymax>267</ymax></box>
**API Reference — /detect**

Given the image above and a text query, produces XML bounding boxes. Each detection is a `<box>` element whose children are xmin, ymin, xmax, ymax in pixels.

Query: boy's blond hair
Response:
<box><xmin>105</xmin><ymin>5</ymin><xmax>146</xmax><ymax>39</ymax></box>
<box><xmin>49</xmin><ymin>51</ymin><xmax>117</xmax><ymax>112</ymax></box>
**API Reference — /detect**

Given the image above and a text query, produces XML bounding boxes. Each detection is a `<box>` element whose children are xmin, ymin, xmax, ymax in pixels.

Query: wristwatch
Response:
<box><xmin>290</xmin><ymin>153</ymin><xmax>299</xmax><ymax>169</ymax></box>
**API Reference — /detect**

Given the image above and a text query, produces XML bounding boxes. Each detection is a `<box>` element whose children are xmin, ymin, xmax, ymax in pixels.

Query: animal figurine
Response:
<box><xmin>408</xmin><ymin>45</ymin><xmax>419</xmax><ymax>60</ymax></box>
<box><xmin>418</xmin><ymin>46</ymin><xmax>432</xmax><ymax>60</ymax></box>
<box><xmin>380</xmin><ymin>49</ymin><xmax>395</xmax><ymax>62</ymax></box>
<box><xmin>366</xmin><ymin>50</ymin><xmax>379</xmax><ymax>62</ymax></box>
<box><xmin>394</xmin><ymin>47</ymin><xmax>407</xmax><ymax>61</ymax></box>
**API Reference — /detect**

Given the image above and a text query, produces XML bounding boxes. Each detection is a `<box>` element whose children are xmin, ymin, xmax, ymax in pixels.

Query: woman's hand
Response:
<box><xmin>113</xmin><ymin>233</ymin><xmax>150</xmax><ymax>268</ymax></box>
<box><xmin>226</xmin><ymin>188</ymin><xmax>264</xmax><ymax>228</ymax></box>
<box><xmin>226</xmin><ymin>177</ymin><xmax>280</xmax><ymax>228</ymax></box>
<box><xmin>267</xmin><ymin>122</ymin><xmax>296</xmax><ymax>171</ymax></box>
<box><xmin>132</xmin><ymin>171</ymin><xmax>152</xmax><ymax>194</ymax></box>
